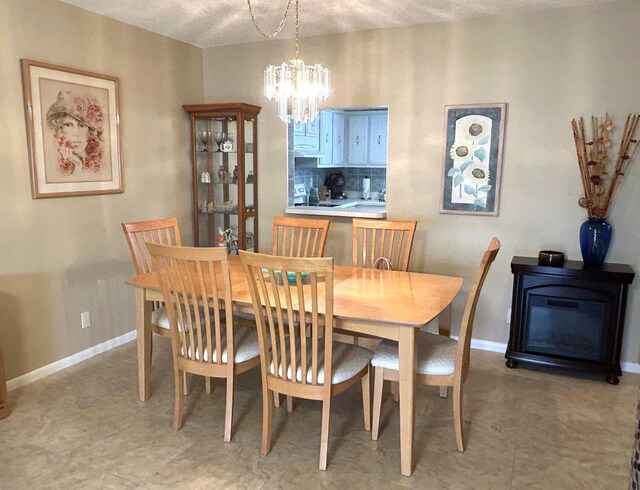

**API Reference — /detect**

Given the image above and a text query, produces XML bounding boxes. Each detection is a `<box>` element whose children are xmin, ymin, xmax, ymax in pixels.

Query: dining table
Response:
<box><xmin>126</xmin><ymin>254</ymin><xmax>463</xmax><ymax>477</ymax></box>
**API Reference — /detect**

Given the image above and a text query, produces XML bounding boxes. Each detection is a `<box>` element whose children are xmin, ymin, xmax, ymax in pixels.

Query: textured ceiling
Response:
<box><xmin>60</xmin><ymin>0</ymin><xmax>618</xmax><ymax>48</ymax></box>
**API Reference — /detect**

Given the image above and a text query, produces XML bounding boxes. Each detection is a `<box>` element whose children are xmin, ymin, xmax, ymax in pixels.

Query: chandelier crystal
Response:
<box><xmin>248</xmin><ymin>0</ymin><xmax>331</xmax><ymax>124</ymax></box>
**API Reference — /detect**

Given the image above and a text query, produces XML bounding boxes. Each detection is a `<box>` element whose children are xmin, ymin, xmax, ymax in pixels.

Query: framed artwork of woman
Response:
<box><xmin>21</xmin><ymin>60</ymin><xmax>123</xmax><ymax>198</ymax></box>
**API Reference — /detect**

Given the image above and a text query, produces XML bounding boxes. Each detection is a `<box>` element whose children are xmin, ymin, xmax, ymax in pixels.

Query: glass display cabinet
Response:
<box><xmin>183</xmin><ymin>103</ymin><xmax>261</xmax><ymax>252</ymax></box>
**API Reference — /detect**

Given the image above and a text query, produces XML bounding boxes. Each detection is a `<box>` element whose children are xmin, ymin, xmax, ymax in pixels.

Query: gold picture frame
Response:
<box><xmin>21</xmin><ymin>59</ymin><xmax>123</xmax><ymax>198</ymax></box>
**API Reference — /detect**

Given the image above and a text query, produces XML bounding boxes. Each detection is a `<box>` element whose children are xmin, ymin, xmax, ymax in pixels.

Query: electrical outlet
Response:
<box><xmin>506</xmin><ymin>308</ymin><xmax>512</xmax><ymax>324</ymax></box>
<box><xmin>81</xmin><ymin>311</ymin><xmax>91</xmax><ymax>329</ymax></box>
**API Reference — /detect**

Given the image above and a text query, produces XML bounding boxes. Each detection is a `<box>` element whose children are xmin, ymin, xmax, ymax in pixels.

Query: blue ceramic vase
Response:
<box><xmin>579</xmin><ymin>218</ymin><xmax>612</xmax><ymax>267</ymax></box>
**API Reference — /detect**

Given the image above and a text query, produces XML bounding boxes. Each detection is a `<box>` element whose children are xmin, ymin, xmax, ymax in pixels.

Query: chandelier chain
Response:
<box><xmin>294</xmin><ymin>0</ymin><xmax>299</xmax><ymax>59</ymax></box>
<box><xmin>246</xmin><ymin>0</ymin><xmax>294</xmax><ymax>40</ymax></box>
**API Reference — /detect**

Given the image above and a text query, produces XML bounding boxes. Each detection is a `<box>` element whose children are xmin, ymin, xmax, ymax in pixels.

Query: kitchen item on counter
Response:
<box><xmin>362</xmin><ymin>176</ymin><xmax>370</xmax><ymax>200</ymax></box>
<box><xmin>309</xmin><ymin>187</ymin><xmax>320</xmax><ymax>205</ymax></box>
<box><xmin>320</xmin><ymin>185</ymin><xmax>331</xmax><ymax>201</ymax></box>
<box><xmin>324</xmin><ymin>172</ymin><xmax>347</xmax><ymax>200</ymax></box>
<box><xmin>378</xmin><ymin>189</ymin><xmax>386</xmax><ymax>202</ymax></box>
<box><xmin>294</xmin><ymin>183</ymin><xmax>307</xmax><ymax>205</ymax></box>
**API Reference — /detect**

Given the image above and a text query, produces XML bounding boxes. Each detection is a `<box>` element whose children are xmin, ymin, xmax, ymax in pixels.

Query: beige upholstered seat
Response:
<box><xmin>372</xmin><ymin>334</ymin><xmax>457</xmax><ymax>376</ymax></box>
<box><xmin>371</xmin><ymin>237</ymin><xmax>500</xmax><ymax>452</ymax></box>
<box><xmin>147</xmin><ymin>244</ymin><xmax>261</xmax><ymax>441</ymax></box>
<box><xmin>240</xmin><ymin>251</ymin><xmax>372</xmax><ymax>471</ymax></box>
<box><xmin>186</xmin><ymin>326</ymin><xmax>260</xmax><ymax>364</ymax></box>
<box><xmin>270</xmin><ymin>342</ymin><xmax>372</xmax><ymax>384</ymax></box>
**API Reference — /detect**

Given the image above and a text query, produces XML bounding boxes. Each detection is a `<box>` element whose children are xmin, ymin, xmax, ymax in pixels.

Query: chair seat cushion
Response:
<box><xmin>371</xmin><ymin>332</ymin><xmax>457</xmax><ymax>376</ymax></box>
<box><xmin>152</xmin><ymin>306</ymin><xmax>224</xmax><ymax>331</ymax></box>
<box><xmin>185</xmin><ymin>326</ymin><xmax>260</xmax><ymax>364</ymax></box>
<box><xmin>151</xmin><ymin>306</ymin><xmax>171</xmax><ymax>330</ymax></box>
<box><xmin>270</xmin><ymin>341</ymin><xmax>372</xmax><ymax>384</ymax></box>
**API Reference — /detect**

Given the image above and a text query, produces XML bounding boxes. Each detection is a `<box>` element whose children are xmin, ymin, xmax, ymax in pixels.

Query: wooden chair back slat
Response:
<box><xmin>122</xmin><ymin>218</ymin><xmax>181</xmax><ymax>275</ymax></box>
<box><xmin>352</xmin><ymin>219</ymin><xmax>417</xmax><ymax>271</ymax></box>
<box><xmin>240</xmin><ymin>251</ymin><xmax>333</xmax><ymax>388</ymax></box>
<box><xmin>273</xmin><ymin>217</ymin><xmax>331</xmax><ymax>258</ymax></box>
<box><xmin>148</xmin><ymin>244</ymin><xmax>233</xmax><ymax>368</ymax></box>
<box><xmin>456</xmin><ymin>237</ymin><xmax>501</xmax><ymax>380</ymax></box>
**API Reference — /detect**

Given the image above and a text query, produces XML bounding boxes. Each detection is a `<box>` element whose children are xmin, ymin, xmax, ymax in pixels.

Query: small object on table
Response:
<box><xmin>537</xmin><ymin>250</ymin><xmax>564</xmax><ymax>266</ymax></box>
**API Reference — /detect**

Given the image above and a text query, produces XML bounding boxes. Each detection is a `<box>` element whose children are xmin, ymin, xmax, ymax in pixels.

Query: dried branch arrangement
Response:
<box><xmin>571</xmin><ymin>113</ymin><xmax>640</xmax><ymax>218</ymax></box>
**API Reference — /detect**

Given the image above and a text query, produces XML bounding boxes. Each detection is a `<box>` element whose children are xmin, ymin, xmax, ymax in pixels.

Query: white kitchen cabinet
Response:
<box><xmin>368</xmin><ymin>114</ymin><xmax>388</xmax><ymax>166</ymax></box>
<box><xmin>293</xmin><ymin>118</ymin><xmax>320</xmax><ymax>154</ymax></box>
<box><xmin>345</xmin><ymin>110</ymin><xmax>388</xmax><ymax>167</ymax></box>
<box><xmin>332</xmin><ymin>112</ymin><xmax>345</xmax><ymax>166</ymax></box>
<box><xmin>319</xmin><ymin>111</ymin><xmax>345</xmax><ymax>167</ymax></box>
<box><xmin>347</xmin><ymin>115</ymin><xmax>369</xmax><ymax>165</ymax></box>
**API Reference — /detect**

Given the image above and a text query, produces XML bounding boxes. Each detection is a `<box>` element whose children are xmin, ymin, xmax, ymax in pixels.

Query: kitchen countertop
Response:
<box><xmin>285</xmin><ymin>199</ymin><xmax>386</xmax><ymax>218</ymax></box>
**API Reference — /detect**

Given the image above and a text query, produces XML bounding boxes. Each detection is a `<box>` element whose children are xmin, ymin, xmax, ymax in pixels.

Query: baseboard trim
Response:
<box><xmin>6</xmin><ymin>330</ymin><xmax>136</xmax><ymax>392</ymax></box>
<box><xmin>453</xmin><ymin>336</ymin><xmax>640</xmax><ymax>374</ymax></box>
<box><xmin>6</xmin><ymin>330</ymin><xmax>640</xmax><ymax>392</ymax></box>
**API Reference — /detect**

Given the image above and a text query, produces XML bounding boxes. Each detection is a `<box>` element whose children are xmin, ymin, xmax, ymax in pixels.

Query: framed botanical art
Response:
<box><xmin>21</xmin><ymin>59</ymin><xmax>123</xmax><ymax>198</ymax></box>
<box><xmin>440</xmin><ymin>103</ymin><xmax>506</xmax><ymax>216</ymax></box>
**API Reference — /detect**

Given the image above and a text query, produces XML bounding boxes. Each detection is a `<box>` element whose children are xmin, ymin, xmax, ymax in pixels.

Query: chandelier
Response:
<box><xmin>247</xmin><ymin>0</ymin><xmax>331</xmax><ymax>124</ymax></box>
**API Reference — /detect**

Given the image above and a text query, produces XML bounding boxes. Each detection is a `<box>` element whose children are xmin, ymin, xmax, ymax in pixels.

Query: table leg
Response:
<box><xmin>136</xmin><ymin>288</ymin><xmax>152</xmax><ymax>401</ymax></box>
<box><xmin>438</xmin><ymin>303</ymin><xmax>452</xmax><ymax>337</ymax></box>
<box><xmin>398</xmin><ymin>328</ymin><xmax>416</xmax><ymax>477</ymax></box>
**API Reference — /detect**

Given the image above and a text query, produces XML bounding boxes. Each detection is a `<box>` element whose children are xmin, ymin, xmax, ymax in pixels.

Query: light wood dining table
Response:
<box><xmin>126</xmin><ymin>254</ymin><xmax>462</xmax><ymax>476</ymax></box>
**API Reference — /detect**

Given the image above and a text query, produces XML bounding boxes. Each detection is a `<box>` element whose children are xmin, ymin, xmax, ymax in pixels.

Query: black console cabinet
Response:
<box><xmin>506</xmin><ymin>256</ymin><xmax>634</xmax><ymax>384</ymax></box>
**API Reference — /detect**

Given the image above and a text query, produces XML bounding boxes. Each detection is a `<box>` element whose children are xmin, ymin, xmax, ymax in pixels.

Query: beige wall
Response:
<box><xmin>203</xmin><ymin>1</ymin><xmax>640</xmax><ymax>364</ymax></box>
<box><xmin>0</xmin><ymin>0</ymin><xmax>203</xmax><ymax>379</ymax></box>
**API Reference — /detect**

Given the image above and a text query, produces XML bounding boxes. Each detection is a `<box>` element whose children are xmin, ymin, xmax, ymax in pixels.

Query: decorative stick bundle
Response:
<box><xmin>571</xmin><ymin>113</ymin><xmax>639</xmax><ymax>218</ymax></box>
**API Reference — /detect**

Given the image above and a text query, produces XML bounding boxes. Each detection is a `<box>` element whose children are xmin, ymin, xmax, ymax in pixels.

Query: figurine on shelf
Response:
<box><xmin>200</xmin><ymin>200</ymin><xmax>208</xmax><ymax>213</ymax></box>
<box><xmin>232</xmin><ymin>165</ymin><xmax>238</xmax><ymax>184</ymax></box>
<box><xmin>200</xmin><ymin>171</ymin><xmax>211</xmax><ymax>184</ymax></box>
<box><xmin>216</xmin><ymin>227</ymin><xmax>227</xmax><ymax>247</ymax></box>
<box><xmin>218</xmin><ymin>164</ymin><xmax>227</xmax><ymax>183</ymax></box>
<box><xmin>246</xmin><ymin>170</ymin><xmax>254</xmax><ymax>184</ymax></box>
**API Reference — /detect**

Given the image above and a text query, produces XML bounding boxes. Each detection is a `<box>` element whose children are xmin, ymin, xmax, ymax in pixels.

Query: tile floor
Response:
<box><xmin>0</xmin><ymin>340</ymin><xmax>637</xmax><ymax>489</ymax></box>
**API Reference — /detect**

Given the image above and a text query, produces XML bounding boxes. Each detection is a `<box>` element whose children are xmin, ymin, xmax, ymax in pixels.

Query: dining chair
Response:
<box><xmin>352</xmin><ymin>218</ymin><xmax>417</xmax><ymax>272</ymax></box>
<box><xmin>122</xmin><ymin>217</ymin><xmax>181</xmax><ymax>339</ymax></box>
<box><xmin>148</xmin><ymin>243</ymin><xmax>261</xmax><ymax>441</ymax></box>
<box><xmin>370</xmin><ymin>237</ymin><xmax>500</xmax><ymax>452</ymax></box>
<box><xmin>122</xmin><ymin>218</ymin><xmax>211</xmax><ymax>394</ymax></box>
<box><xmin>273</xmin><ymin>216</ymin><xmax>331</xmax><ymax>258</ymax></box>
<box><xmin>271</xmin><ymin>216</ymin><xmax>331</xmax><ymax>409</ymax></box>
<box><xmin>239</xmin><ymin>251</ymin><xmax>373</xmax><ymax>470</ymax></box>
<box><xmin>346</xmin><ymin>219</ymin><xmax>417</xmax><ymax>356</ymax></box>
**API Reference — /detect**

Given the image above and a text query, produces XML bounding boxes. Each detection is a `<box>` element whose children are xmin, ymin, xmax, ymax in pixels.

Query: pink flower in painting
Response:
<box><xmin>86</xmin><ymin>104</ymin><xmax>103</xmax><ymax>126</ymax></box>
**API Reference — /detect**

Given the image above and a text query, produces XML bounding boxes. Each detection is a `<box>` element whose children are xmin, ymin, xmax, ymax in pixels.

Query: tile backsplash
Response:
<box><xmin>294</xmin><ymin>162</ymin><xmax>386</xmax><ymax>199</ymax></box>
